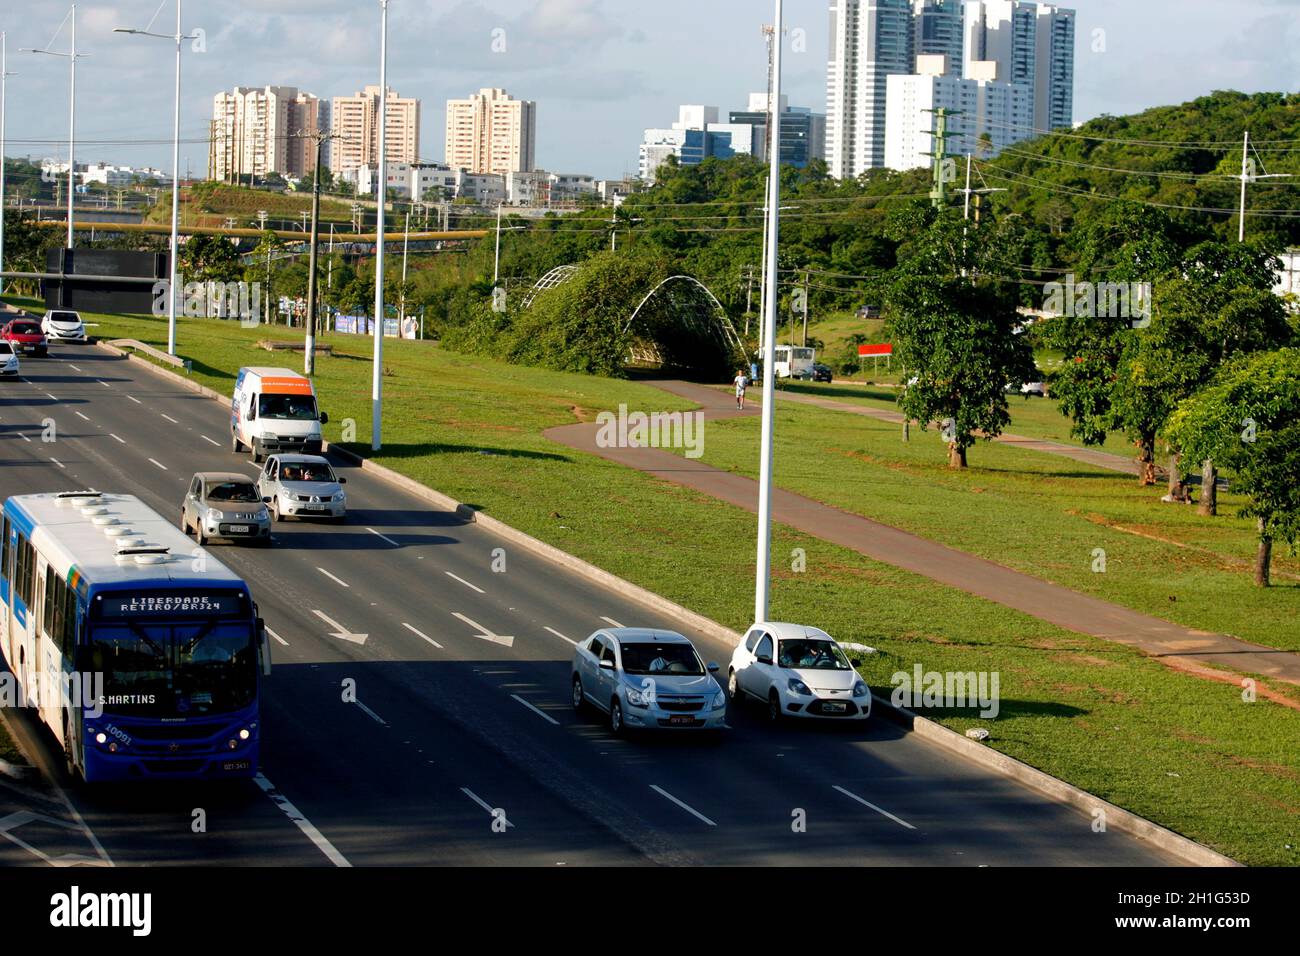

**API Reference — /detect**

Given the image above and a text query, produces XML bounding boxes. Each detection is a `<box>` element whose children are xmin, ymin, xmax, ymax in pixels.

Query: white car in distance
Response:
<box><xmin>728</xmin><ymin>622</ymin><xmax>872</xmax><ymax>722</ymax></box>
<box><xmin>41</xmin><ymin>309</ymin><xmax>87</xmax><ymax>344</ymax></box>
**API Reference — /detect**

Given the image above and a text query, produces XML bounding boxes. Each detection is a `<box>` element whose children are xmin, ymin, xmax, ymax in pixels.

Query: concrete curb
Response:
<box><xmin>96</xmin><ymin>341</ymin><xmax>1240</xmax><ymax>867</ymax></box>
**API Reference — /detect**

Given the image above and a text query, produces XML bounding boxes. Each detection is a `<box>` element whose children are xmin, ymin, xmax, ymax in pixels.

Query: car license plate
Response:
<box><xmin>669</xmin><ymin>715</ymin><xmax>696</xmax><ymax>726</ymax></box>
<box><xmin>228</xmin><ymin>525</ymin><xmax>250</xmax><ymax>534</ymax></box>
<box><xmin>822</xmin><ymin>702</ymin><xmax>847</xmax><ymax>713</ymax></box>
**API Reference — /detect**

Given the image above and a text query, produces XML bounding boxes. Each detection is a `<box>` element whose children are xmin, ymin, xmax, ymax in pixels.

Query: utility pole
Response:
<box><xmin>922</xmin><ymin>107</ymin><xmax>960</xmax><ymax>209</ymax></box>
<box><xmin>297</xmin><ymin>130</ymin><xmax>343</xmax><ymax>376</ymax></box>
<box><xmin>801</xmin><ymin>268</ymin><xmax>809</xmax><ymax>347</ymax></box>
<box><xmin>372</xmin><ymin>0</ymin><xmax>389</xmax><ymax>451</ymax></box>
<box><xmin>959</xmin><ymin>153</ymin><xmax>1005</xmax><ymax>276</ymax></box>
<box><xmin>0</xmin><ymin>33</ymin><xmax>13</xmax><ymax>295</ymax></box>
<box><xmin>1237</xmin><ymin>130</ymin><xmax>1292</xmax><ymax>243</ymax></box>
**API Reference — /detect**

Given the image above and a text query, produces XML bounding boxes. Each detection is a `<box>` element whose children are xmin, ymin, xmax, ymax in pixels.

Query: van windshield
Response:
<box><xmin>258</xmin><ymin>394</ymin><xmax>318</xmax><ymax>420</ymax></box>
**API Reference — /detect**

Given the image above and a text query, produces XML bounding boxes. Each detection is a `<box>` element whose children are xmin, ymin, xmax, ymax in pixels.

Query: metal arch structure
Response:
<box><xmin>522</xmin><ymin>264</ymin><xmax>580</xmax><ymax>309</ymax></box>
<box><xmin>623</xmin><ymin>275</ymin><xmax>747</xmax><ymax>360</ymax></box>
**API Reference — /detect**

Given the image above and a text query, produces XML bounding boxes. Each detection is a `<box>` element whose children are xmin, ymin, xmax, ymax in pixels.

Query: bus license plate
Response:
<box><xmin>223</xmin><ymin>760</ymin><xmax>251</xmax><ymax>772</ymax></box>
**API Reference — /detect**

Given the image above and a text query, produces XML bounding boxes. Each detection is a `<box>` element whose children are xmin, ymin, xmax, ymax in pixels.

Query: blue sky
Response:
<box><xmin>2</xmin><ymin>0</ymin><xmax>1298</xmax><ymax>180</ymax></box>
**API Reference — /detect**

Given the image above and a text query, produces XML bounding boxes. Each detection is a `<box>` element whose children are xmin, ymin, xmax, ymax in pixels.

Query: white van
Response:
<box><xmin>761</xmin><ymin>346</ymin><xmax>816</xmax><ymax>380</ymax></box>
<box><xmin>230</xmin><ymin>367</ymin><xmax>328</xmax><ymax>462</ymax></box>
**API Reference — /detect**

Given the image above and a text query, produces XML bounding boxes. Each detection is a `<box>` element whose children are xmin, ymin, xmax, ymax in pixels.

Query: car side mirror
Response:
<box><xmin>599</xmin><ymin>659</ymin><xmax>615</xmax><ymax>671</ymax></box>
<box><xmin>707</xmin><ymin>662</ymin><xmax>720</xmax><ymax>674</ymax></box>
<box><xmin>338</xmin><ymin>478</ymin><xmax>347</xmax><ymax>485</ymax></box>
<box><xmin>320</xmin><ymin>412</ymin><xmax>329</xmax><ymax>425</ymax></box>
<box><xmin>757</xmin><ymin>654</ymin><xmax>773</xmax><ymax>666</ymax></box>
<box><xmin>851</xmin><ymin>658</ymin><xmax>864</xmax><ymax>668</ymax></box>
<box><xmin>262</xmin><ymin>497</ymin><xmax>273</xmax><ymax>504</ymax></box>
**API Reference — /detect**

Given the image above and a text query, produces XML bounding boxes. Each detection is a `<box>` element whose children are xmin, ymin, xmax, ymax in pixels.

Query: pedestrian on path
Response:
<box><xmin>734</xmin><ymin>369</ymin><xmax>748</xmax><ymax>410</ymax></box>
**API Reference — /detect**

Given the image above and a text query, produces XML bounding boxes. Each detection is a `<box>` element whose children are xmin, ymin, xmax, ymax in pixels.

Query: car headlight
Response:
<box><xmin>205</xmin><ymin>508</ymin><xmax>222</xmax><ymax>523</ymax></box>
<box><xmin>712</xmin><ymin>689</ymin><xmax>726</xmax><ymax>709</ymax></box>
<box><xmin>788</xmin><ymin>678</ymin><xmax>812</xmax><ymax>696</ymax></box>
<box><xmin>625</xmin><ymin>685</ymin><xmax>650</xmax><ymax>708</ymax></box>
<box><xmin>853</xmin><ymin>681</ymin><xmax>869</xmax><ymax>698</ymax></box>
<box><xmin>257</xmin><ymin>508</ymin><xmax>270</xmax><ymax>520</ymax></box>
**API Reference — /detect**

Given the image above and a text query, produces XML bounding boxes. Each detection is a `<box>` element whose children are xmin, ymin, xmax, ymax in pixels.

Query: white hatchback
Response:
<box><xmin>728</xmin><ymin>622</ymin><xmax>872</xmax><ymax>721</ymax></box>
<box><xmin>0</xmin><ymin>341</ymin><xmax>19</xmax><ymax>378</ymax></box>
<box><xmin>41</xmin><ymin>309</ymin><xmax>87</xmax><ymax>343</ymax></box>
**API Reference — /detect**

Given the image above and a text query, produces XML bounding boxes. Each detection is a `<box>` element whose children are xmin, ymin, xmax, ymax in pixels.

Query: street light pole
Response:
<box><xmin>115</xmin><ymin>0</ymin><xmax>196</xmax><ymax>357</ymax></box>
<box><xmin>305</xmin><ymin>136</ymin><xmax>324</xmax><ymax>375</ymax></box>
<box><xmin>755</xmin><ymin>0</ymin><xmax>784</xmax><ymax>625</ymax></box>
<box><xmin>0</xmin><ymin>33</ymin><xmax>13</xmax><ymax>295</ymax></box>
<box><xmin>372</xmin><ymin>0</ymin><xmax>389</xmax><ymax>452</ymax></box>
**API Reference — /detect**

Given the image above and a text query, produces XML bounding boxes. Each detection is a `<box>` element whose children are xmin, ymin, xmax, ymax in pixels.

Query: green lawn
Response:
<box><xmin>6</xmin><ymin>297</ymin><xmax>1299</xmax><ymax>865</ymax></box>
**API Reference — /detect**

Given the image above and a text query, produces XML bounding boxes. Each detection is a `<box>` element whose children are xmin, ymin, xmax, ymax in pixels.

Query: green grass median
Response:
<box><xmin>7</xmin><ymin>300</ymin><xmax>1298</xmax><ymax>864</ymax></box>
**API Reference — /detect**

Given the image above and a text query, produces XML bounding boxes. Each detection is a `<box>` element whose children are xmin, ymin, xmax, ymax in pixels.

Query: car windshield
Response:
<box><xmin>778</xmin><ymin>639</ymin><xmax>851</xmax><ymax>671</ymax></box>
<box><xmin>205</xmin><ymin>481</ymin><xmax>260</xmax><ymax>503</ymax></box>
<box><xmin>258</xmin><ymin>393</ymin><xmax>318</xmax><ymax>420</ymax></box>
<box><xmin>87</xmin><ymin>621</ymin><xmax>257</xmax><ymax>717</ymax></box>
<box><xmin>620</xmin><ymin>642</ymin><xmax>704</xmax><ymax>676</ymax></box>
<box><xmin>280</xmin><ymin>462</ymin><xmax>334</xmax><ymax>483</ymax></box>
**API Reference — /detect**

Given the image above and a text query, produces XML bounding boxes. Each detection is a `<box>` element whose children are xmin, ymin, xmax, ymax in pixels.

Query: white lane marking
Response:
<box><xmin>368</xmin><ymin>527</ymin><xmax>400</xmax><ymax>547</ymax></box>
<box><xmin>600</xmin><ymin>616</ymin><xmax>625</xmax><ymax>628</ymax></box>
<box><xmin>48</xmin><ymin>457</ymin><xmax>65</xmax><ymax>469</ymax></box>
<box><xmin>832</xmin><ymin>785</ymin><xmax>917</xmax><ymax>830</ymax></box>
<box><xmin>254</xmin><ymin>773</ymin><xmax>351</xmax><ymax>867</ymax></box>
<box><xmin>354</xmin><ymin>701</ymin><xmax>388</xmax><ymax>726</ymax></box>
<box><xmin>147</xmin><ymin>458</ymin><xmax>167</xmax><ymax>471</ymax></box>
<box><xmin>445</xmin><ymin>571</ymin><xmax>485</xmax><ymax>594</ymax></box>
<box><xmin>451</xmin><ymin>612</ymin><xmax>514</xmax><ymax>648</ymax></box>
<box><xmin>544</xmin><ymin>626</ymin><xmax>577</xmax><ymax>646</ymax></box>
<box><xmin>74</xmin><ymin>411</ymin><xmax>89</xmax><ymax>422</ymax></box>
<box><xmin>67</xmin><ymin>364</ymin><xmax>82</xmax><ymax>372</ymax></box>
<box><xmin>649</xmin><ymin>785</ymin><xmax>717</xmax><ymax>827</ymax></box>
<box><xmin>109</xmin><ymin>433</ymin><xmax>126</xmax><ymax>444</ymax></box>
<box><xmin>201</xmin><ymin>435</ymin><xmax>220</xmax><ymax>447</ymax></box>
<box><xmin>511</xmin><ymin>694</ymin><xmax>561</xmax><ymax>726</ymax></box>
<box><xmin>402</xmin><ymin>622</ymin><xmax>444</xmax><ymax>649</ymax></box>
<box><xmin>126</xmin><ymin>395</ymin><xmax>142</xmax><ymax>405</ymax></box>
<box><xmin>460</xmin><ymin>788</ymin><xmax>514</xmax><ymax>828</ymax></box>
<box><xmin>161</xmin><ymin>414</ymin><xmax>179</xmax><ymax>424</ymax></box>
<box><xmin>316</xmin><ymin>567</ymin><xmax>350</xmax><ymax>588</ymax></box>
<box><xmin>96</xmin><ymin>379</ymin><xmax>110</xmax><ymax>388</ymax></box>
<box><xmin>45</xmin><ymin>392</ymin><xmax>59</xmax><ymax>402</ymax></box>
<box><xmin>310</xmin><ymin>608</ymin><xmax>367</xmax><ymax>645</ymax></box>
<box><xmin>265</xmin><ymin>626</ymin><xmax>289</xmax><ymax>647</ymax></box>
<box><xmin>20</xmin><ymin>434</ymin><xmax>31</xmax><ymax>443</ymax></box>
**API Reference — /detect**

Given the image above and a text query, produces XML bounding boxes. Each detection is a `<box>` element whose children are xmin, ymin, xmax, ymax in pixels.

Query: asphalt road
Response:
<box><xmin>0</xmin><ymin>343</ymin><xmax>1185</xmax><ymax>866</ymax></box>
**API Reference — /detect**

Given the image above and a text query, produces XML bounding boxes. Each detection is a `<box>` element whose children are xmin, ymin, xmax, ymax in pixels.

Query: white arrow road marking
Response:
<box><xmin>310</xmin><ymin>609</ymin><xmax>368</xmax><ymax>646</ymax></box>
<box><xmin>402</xmin><ymin>622</ymin><xmax>444</xmax><ymax>649</ymax></box>
<box><xmin>649</xmin><ymin>785</ymin><xmax>717</xmax><ymax>827</ymax></box>
<box><xmin>511</xmin><ymin>694</ymin><xmax>561</xmax><ymax>726</ymax></box>
<box><xmin>445</xmin><ymin>571</ymin><xmax>485</xmax><ymax>594</ymax></box>
<box><xmin>460</xmin><ymin>788</ymin><xmax>514</xmax><ymax>828</ymax></box>
<box><xmin>254</xmin><ymin>774</ymin><xmax>351</xmax><ymax>867</ymax></box>
<box><xmin>452</xmin><ymin>612</ymin><xmax>514</xmax><ymax>648</ymax></box>
<box><xmin>833</xmin><ymin>785</ymin><xmax>917</xmax><ymax>830</ymax></box>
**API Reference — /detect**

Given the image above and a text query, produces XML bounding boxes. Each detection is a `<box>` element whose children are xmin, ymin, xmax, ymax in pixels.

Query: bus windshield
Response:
<box><xmin>258</xmin><ymin>393</ymin><xmax>318</xmax><ymax>421</ymax></box>
<box><xmin>87</xmin><ymin>621</ymin><xmax>257</xmax><ymax>717</ymax></box>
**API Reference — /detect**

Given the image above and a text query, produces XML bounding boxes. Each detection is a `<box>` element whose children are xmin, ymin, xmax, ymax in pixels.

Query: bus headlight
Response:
<box><xmin>95</xmin><ymin>732</ymin><xmax>107</xmax><ymax>745</ymax></box>
<box><xmin>238</xmin><ymin>728</ymin><xmax>251</xmax><ymax>741</ymax></box>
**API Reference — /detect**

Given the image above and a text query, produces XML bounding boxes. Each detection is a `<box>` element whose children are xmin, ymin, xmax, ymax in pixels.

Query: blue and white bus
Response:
<box><xmin>1</xmin><ymin>492</ymin><xmax>269</xmax><ymax>782</ymax></box>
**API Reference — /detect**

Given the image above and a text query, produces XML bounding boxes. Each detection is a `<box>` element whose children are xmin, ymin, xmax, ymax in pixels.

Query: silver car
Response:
<box><xmin>257</xmin><ymin>454</ymin><xmax>347</xmax><ymax>522</ymax></box>
<box><xmin>181</xmin><ymin>472</ymin><xmax>272</xmax><ymax>546</ymax></box>
<box><xmin>571</xmin><ymin>628</ymin><xmax>727</xmax><ymax>735</ymax></box>
<box><xmin>0</xmin><ymin>341</ymin><xmax>19</xmax><ymax>379</ymax></box>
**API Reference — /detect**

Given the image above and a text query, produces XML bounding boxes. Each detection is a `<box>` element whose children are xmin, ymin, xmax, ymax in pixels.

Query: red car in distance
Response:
<box><xmin>1</xmin><ymin>318</ymin><xmax>48</xmax><ymax>357</ymax></box>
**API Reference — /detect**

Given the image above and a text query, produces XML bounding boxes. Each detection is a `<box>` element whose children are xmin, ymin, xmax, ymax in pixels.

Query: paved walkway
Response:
<box><xmin>545</xmin><ymin>380</ymin><xmax>1300</xmax><ymax>688</ymax></box>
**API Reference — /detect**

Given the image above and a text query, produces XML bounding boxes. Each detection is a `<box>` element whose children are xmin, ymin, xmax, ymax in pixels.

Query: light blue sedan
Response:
<box><xmin>571</xmin><ymin>628</ymin><xmax>727</xmax><ymax>735</ymax></box>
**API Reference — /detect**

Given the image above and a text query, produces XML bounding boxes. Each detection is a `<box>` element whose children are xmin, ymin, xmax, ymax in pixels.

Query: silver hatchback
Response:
<box><xmin>181</xmin><ymin>472</ymin><xmax>272</xmax><ymax>545</ymax></box>
<box><xmin>257</xmin><ymin>454</ymin><xmax>347</xmax><ymax>522</ymax></box>
<box><xmin>571</xmin><ymin>628</ymin><xmax>727</xmax><ymax>735</ymax></box>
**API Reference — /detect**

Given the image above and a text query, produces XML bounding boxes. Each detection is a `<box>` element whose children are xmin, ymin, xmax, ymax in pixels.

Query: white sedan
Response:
<box><xmin>728</xmin><ymin>622</ymin><xmax>872</xmax><ymax>721</ymax></box>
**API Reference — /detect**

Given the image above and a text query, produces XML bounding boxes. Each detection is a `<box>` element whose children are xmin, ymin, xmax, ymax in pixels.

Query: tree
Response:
<box><xmin>1165</xmin><ymin>349</ymin><xmax>1300</xmax><ymax>586</ymax></box>
<box><xmin>180</xmin><ymin>232</ymin><xmax>242</xmax><ymax>284</ymax></box>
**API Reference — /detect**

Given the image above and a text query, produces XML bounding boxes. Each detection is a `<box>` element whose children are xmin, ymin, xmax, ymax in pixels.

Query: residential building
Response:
<box><xmin>445</xmin><ymin>88</ymin><xmax>537</xmax><ymax>175</ymax></box>
<box><xmin>330</xmin><ymin>85</ymin><xmax>420</xmax><ymax>173</ymax></box>
<box><xmin>884</xmin><ymin>54</ymin><xmax>1032</xmax><ymax>170</ymax></box>
<box><xmin>963</xmin><ymin>1</ymin><xmax>1075</xmax><ymax>131</ymax></box>
<box><xmin>729</xmin><ymin>93</ymin><xmax>826</xmax><ymax>167</ymax></box>
<box><xmin>826</xmin><ymin>0</ymin><xmax>916</xmax><ymax>178</ymax></box>
<box><xmin>506</xmin><ymin>169</ymin><xmax>551</xmax><ymax>206</ymax></box>
<box><xmin>913</xmin><ymin>0</ymin><xmax>965</xmax><ymax>65</ymax></box>
<box><xmin>455</xmin><ymin>171</ymin><xmax>507</xmax><ymax>205</ymax></box>
<box><xmin>209</xmin><ymin>86</ymin><xmax>325</xmax><ymax>181</ymax></box>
